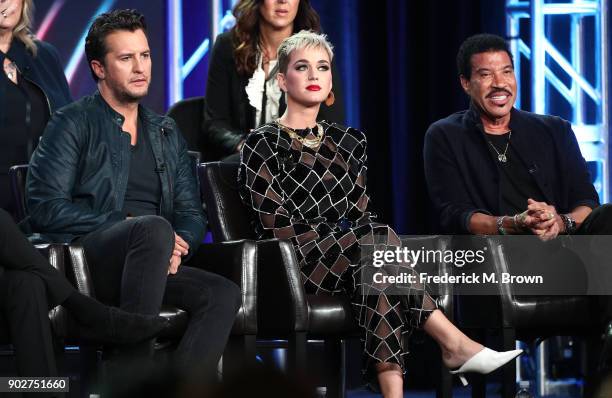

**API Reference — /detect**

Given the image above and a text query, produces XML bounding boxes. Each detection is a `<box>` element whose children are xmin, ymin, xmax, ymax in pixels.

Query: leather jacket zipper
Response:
<box><xmin>21</xmin><ymin>75</ymin><xmax>51</xmax><ymax>159</ymax></box>
<box><xmin>156</xmin><ymin>126</ymin><xmax>173</xmax><ymax>216</ymax></box>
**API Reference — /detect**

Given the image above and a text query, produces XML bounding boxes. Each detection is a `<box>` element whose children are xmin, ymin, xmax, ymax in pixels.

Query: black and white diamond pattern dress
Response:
<box><xmin>239</xmin><ymin>121</ymin><xmax>436</xmax><ymax>378</ymax></box>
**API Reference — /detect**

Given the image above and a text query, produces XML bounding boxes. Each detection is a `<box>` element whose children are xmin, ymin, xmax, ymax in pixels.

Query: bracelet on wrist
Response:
<box><xmin>496</xmin><ymin>216</ymin><xmax>508</xmax><ymax>235</ymax></box>
<box><xmin>560</xmin><ymin>214</ymin><xmax>577</xmax><ymax>234</ymax></box>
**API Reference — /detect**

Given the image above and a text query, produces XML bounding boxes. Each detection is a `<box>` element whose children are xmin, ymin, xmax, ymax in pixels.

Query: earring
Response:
<box><xmin>325</xmin><ymin>91</ymin><xmax>335</xmax><ymax>106</ymax></box>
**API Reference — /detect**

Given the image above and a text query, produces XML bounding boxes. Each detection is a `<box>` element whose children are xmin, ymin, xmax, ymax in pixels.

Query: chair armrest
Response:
<box><xmin>451</xmin><ymin>235</ymin><xmax>514</xmax><ymax>329</ymax></box>
<box><xmin>34</xmin><ymin>243</ymin><xmax>73</xmax><ymax>339</ymax></box>
<box><xmin>66</xmin><ymin>244</ymin><xmax>96</xmax><ymax>298</ymax></box>
<box><xmin>401</xmin><ymin>235</ymin><xmax>454</xmax><ymax>320</ymax></box>
<box><xmin>188</xmin><ymin>240</ymin><xmax>258</xmax><ymax>335</ymax></box>
<box><xmin>256</xmin><ymin>238</ymin><xmax>309</xmax><ymax>334</ymax></box>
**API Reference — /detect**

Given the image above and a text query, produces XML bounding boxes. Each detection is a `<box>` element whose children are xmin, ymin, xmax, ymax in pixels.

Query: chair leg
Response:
<box><xmin>437</xmin><ymin>365</ymin><xmax>453</xmax><ymax>398</ymax></box>
<box><xmin>222</xmin><ymin>334</ymin><xmax>257</xmax><ymax>377</ymax></box>
<box><xmin>324</xmin><ymin>338</ymin><xmax>344</xmax><ymax>398</ymax></box>
<box><xmin>501</xmin><ymin>328</ymin><xmax>517</xmax><ymax>398</ymax></box>
<box><xmin>469</xmin><ymin>329</ymin><xmax>486</xmax><ymax>398</ymax></box>
<box><xmin>79</xmin><ymin>346</ymin><xmax>100</xmax><ymax>397</ymax></box>
<box><xmin>243</xmin><ymin>334</ymin><xmax>257</xmax><ymax>365</ymax></box>
<box><xmin>584</xmin><ymin>333</ymin><xmax>603</xmax><ymax>398</ymax></box>
<box><xmin>288</xmin><ymin>331</ymin><xmax>307</xmax><ymax>374</ymax></box>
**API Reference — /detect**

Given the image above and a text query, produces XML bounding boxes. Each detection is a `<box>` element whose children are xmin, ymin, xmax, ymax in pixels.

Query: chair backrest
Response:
<box><xmin>198</xmin><ymin>162</ymin><xmax>257</xmax><ymax>242</ymax></box>
<box><xmin>8</xmin><ymin>164</ymin><xmax>29</xmax><ymax>222</ymax></box>
<box><xmin>167</xmin><ymin>96</ymin><xmax>206</xmax><ymax>160</ymax></box>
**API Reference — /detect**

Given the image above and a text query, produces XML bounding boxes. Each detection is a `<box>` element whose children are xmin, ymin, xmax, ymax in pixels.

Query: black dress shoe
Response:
<box><xmin>77</xmin><ymin>308</ymin><xmax>170</xmax><ymax>345</ymax></box>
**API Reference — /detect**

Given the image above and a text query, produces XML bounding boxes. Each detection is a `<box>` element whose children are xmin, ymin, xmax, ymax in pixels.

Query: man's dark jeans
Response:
<box><xmin>79</xmin><ymin>216</ymin><xmax>240</xmax><ymax>371</ymax></box>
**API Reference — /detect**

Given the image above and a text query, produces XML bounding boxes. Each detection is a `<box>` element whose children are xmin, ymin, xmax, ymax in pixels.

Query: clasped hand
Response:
<box><xmin>515</xmin><ymin>198</ymin><xmax>563</xmax><ymax>241</ymax></box>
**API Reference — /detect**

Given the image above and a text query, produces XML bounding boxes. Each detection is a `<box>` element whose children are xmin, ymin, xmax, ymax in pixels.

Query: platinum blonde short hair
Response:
<box><xmin>277</xmin><ymin>30</ymin><xmax>334</xmax><ymax>74</ymax></box>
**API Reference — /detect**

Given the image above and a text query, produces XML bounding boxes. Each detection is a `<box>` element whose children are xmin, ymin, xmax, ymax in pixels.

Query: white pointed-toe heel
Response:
<box><xmin>449</xmin><ymin>348</ymin><xmax>523</xmax><ymax>386</ymax></box>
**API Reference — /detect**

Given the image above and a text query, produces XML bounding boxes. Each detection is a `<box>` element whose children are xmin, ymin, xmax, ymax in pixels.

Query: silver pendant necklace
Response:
<box><xmin>487</xmin><ymin>131</ymin><xmax>512</xmax><ymax>163</ymax></box>
<box><xmin>3</xmin><ymin>60</ymin><xmax>17</xmax><ymax>82</ymax></box>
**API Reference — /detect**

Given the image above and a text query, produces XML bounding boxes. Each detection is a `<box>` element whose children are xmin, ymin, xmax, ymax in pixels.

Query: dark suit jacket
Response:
<box><xmin>203</xmin><ymin>31</ymin><xmax>346</xmax><ymax>159</ymax></box>
<box><xmin>424</xmin><ymin>104</ymin><xmax>599</xmax><ymax>233</ymax></box>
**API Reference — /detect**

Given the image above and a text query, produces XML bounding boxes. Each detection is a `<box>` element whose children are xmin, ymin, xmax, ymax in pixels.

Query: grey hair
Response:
<box><xmin>277</xmin><ymin>30</ymin><xmax>334</xmax><ymax>74</ymax></box>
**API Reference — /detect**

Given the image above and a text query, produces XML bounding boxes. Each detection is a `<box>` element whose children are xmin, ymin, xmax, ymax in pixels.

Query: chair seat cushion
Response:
<box><xmin>307</xmin><ymin>294</ymin><xmax>359</xmax><ymax>336</ymax></box>
<box><xmin>512</xmin><ymin>295</ymin><xmax>597</xmax><ymax>338</ymax></box>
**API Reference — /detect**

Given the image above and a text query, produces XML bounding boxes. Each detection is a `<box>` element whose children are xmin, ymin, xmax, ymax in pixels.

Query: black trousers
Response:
<box><xmin>577</xmin><ymin>203</ymin><xmax>612</xmax><ymax>235</ymax></box>
<box><xmin>79</xmin><ymin>216</ymin><xmax>240</xmax><ymax>371</ymax></box>
<box><xmin>576</xmin><ymin>204</ymin><xmax>612</xmax><ymax>322</ymax></box>
<box><xmin>0</xmin><ymin>208</ymin><xmax>73</xmax><ymax>380</ymax></box>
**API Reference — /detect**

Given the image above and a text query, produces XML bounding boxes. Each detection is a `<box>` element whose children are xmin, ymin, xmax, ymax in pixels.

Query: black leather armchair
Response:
<box><xmin>8</xmin><ymin>164</ymin><xmax>258</xmax><ymax>375</ymax></box>
<box><xmin>452</xmin><ymin>235</ymin><xmax>601</xmax><ymax>398</ymax></box>
<box><xmin>167</xmin><ymin>96</ymin><xmax>205</xmax><ymax>159</ymax></box>
<box><xmin>199</xmin><ymin>161</ymin><xmax>455</xmax><ymax>398</ymax></box>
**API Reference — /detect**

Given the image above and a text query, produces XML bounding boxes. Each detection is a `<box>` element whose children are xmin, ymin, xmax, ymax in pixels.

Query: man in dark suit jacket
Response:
<box><xmin>424</xmin><ymin>33</ymin><xmax>608</xmax><ymax>238</ymax></box>
<box><xmin>423</xmin><ymin>33</ymin><xmax>612</xmax><ymax>369</ymax></box>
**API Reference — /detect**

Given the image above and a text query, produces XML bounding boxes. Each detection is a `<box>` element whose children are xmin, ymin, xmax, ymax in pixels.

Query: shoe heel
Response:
<box><xmin>458</xmin><ymin>375</ymin><xmax>469</xmax><ymax>386</ymax></box>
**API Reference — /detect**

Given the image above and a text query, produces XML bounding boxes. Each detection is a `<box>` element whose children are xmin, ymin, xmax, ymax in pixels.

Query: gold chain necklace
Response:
<box><xmin>275</xmin><ymin>119</ymin><xmax>324</xmax><ymax>149</ymax></box>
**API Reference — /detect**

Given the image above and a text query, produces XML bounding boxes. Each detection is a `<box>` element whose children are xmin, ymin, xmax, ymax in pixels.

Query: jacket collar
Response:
<box><xmin>464</xmin><ymin>101</ymin><xmax>522</xmax><ymax>133</ymax></box>
<box><xmin>92</xmin><ymin>90</ymin><xmax>174</xmax><ymax>131</ymax></box>
<box><xmin>3</xmin><ymin>39</ymin><xmax>32</xmax><ymax>72</ymax></box>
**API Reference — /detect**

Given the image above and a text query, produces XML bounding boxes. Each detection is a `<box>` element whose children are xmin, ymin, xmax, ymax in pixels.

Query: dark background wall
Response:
<box><xmin>314</xmin><ymin>0</ymin><xmax>507</xmax><ymax>233</ymax></box>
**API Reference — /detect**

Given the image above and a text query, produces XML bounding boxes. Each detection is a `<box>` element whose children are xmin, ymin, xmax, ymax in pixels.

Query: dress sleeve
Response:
<box><xmin>239</xmin><ymin>131</ymin><xmax>319</xmax><ymax>246</ymax></box>
<box><xmin>345</xmin><ymin>130</ymin><xmax>376</xmax><ymax>224</ymax></box>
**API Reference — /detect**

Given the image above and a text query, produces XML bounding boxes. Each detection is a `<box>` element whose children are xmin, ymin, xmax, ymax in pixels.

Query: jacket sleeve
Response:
<box><xmin>424</xmin><ymin>123</ymin><xmax>491</xmax><ymax>233</ymax></box>
<box><xmin>171</xmin><ymin>128</ymin><xmax>207</xmax><ymax>258</ymax></box>
<box><xmin>239</xmin><ymin>131</ymin><xmax>319</xmax><ymax>247</ymax></box>
<box><xmin>26</xmin><ymin>110</ymin><xmax>124</xmax><ymax>234</ymax></box>
<box><xmin>36</xmin><ymin>41</ymin><xmax>73</xmax><ymax>109</ymax></box>
<box><xmin>318</xmin><ymin>62</ymin><xmax>346</xmax><ymax>124</ymax></box>
<box><xmin>45</xmin><ymin>41</ymin><xmax>73</xmax><ymax>106</ymax></box>
<box><xmin>561</xmin><ymin>120</ymin><xmax>600</xmax><ymax>210</ymax></box>
<box><xmin>203</xmin><ymin>33</ymin><xmax>245</xmax><ymax>156</ymax></box>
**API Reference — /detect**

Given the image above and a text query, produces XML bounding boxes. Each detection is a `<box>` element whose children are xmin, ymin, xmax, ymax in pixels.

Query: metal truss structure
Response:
<box><xmin>507</xmin><ymin>3</ymin><xmax>608</xmax><ymax>395</ymax></box>
<box><xmin>507</xmin><ymin>0</ymin><xmax>609</xmax><ymax>202</ymax></box>
<box><xmin>166</xmin><ymin>0</ymin><xmax>237</xmax><ymax>108</ymax></box>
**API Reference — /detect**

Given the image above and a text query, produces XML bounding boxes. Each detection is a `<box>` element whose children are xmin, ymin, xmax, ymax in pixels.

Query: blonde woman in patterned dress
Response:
<box><xmin>239</xmin><ymin>30</ymin><xmax>521</xmax><ymax>397</ymax></box>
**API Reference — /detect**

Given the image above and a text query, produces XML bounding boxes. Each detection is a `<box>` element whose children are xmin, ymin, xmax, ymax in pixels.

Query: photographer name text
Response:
<box><xmin>372</xmin><ymin>272</ymin><xmax>543</xmax><ymax>285</ymax></box>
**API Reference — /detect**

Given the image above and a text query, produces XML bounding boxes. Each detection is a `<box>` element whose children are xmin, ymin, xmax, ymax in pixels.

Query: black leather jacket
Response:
<box><xmin>26</xmin><ymin>92</ymin><xmax>206</xmax><ymax>255</ymax></box>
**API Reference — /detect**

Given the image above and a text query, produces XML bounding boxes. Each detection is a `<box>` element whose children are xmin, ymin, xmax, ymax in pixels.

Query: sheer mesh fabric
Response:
<box><xmin>239</xmin><ymin>121</ymin><xmax>437</xmax><ymax>377</ymax></box>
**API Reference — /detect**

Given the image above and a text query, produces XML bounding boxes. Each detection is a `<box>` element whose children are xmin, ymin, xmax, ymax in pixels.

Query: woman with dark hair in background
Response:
<box><xmin>204</xmin><ymin>0</ymin><xmax>344</xmax><ymax>161</ymax></box>
<box><xmin>0</xmin><ymin>0</ymin><xmax>72</xmax><ymax>216</ymax></box>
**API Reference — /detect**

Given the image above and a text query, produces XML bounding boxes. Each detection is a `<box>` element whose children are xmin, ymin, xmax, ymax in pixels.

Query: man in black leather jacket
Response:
<box><xmin>26</xmin><ymin>9</ymin><xmax>240</xmax><ymax>372</ymax></box>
